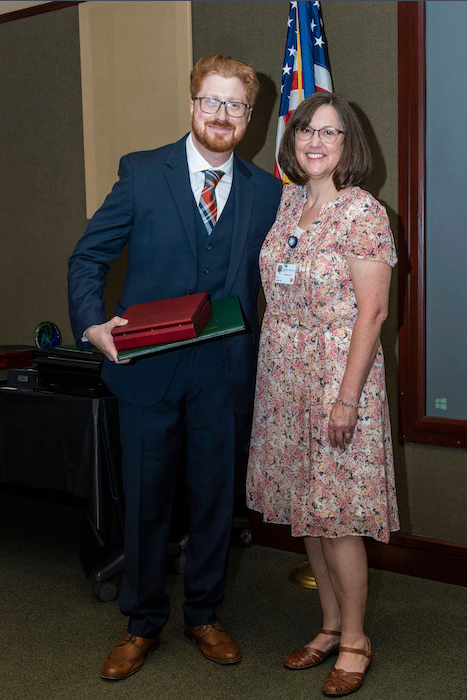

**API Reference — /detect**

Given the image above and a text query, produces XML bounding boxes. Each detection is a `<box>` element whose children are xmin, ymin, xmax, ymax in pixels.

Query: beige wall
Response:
<box><xmin>1</xmin><ymin>1</ymin><xmax>466</xmax><ymax>544</ymax></box>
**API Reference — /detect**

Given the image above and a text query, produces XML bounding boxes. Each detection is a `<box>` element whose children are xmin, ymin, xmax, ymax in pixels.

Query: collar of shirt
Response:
<box><xmin>186</xmin><ymin>133</ymin><xmax>234</xmax><ymax>219</ymax></box>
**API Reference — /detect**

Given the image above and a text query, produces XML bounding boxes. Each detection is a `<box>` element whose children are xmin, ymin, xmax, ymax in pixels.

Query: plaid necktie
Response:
<box><xmin>198</xmin><ymin>169</ymin><xmax>224</xmax><ymax>234</ymax></box>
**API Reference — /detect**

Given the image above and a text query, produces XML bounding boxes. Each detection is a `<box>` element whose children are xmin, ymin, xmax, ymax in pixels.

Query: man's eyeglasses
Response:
<box><xmin>295</xmin><ymin>126</ymin><xmax>345</xmax><ymax>144</ymax></box>
<box><xmin>194</xmin><ymin>97</ymin><xmax>250</xmax><ymax>118</ymax></box>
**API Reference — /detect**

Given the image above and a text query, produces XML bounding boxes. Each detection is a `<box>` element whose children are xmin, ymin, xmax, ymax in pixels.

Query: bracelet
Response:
<box><xmin>336</xmin><ymin>397</ymin><xmax>359</xmax><ymax>409</ymax></box>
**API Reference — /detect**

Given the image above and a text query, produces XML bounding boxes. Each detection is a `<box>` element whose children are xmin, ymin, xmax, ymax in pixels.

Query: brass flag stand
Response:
<box><xmin>289</xmin><ymin>561</ymin><xmax>317</xmax><ymax>589</ymax></box>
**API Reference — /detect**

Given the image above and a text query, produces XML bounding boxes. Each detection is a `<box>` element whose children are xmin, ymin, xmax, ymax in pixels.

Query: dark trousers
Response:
<box><xmin>118</xmin><ymin>344</ymin><xmax>238</xmax><ymax>638</ymax></box>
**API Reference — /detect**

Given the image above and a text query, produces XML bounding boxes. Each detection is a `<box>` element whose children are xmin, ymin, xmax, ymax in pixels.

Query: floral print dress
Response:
<box><xmin>246</xmin><ymin>185</ymin><xmax>399</xmax><ymax>543</ymax></box>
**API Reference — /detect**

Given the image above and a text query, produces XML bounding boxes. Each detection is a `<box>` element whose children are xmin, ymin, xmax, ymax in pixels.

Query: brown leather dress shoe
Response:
<box><xmin>100</xmin><ymin>632</ymin><xmax>161</xmax><ymax>680</ymax></box>
<box><xmin>184</xmin><ymin>622</ymin><xmax>242</xmax><ymax>664</ymax></box>
<box><xmin>284</xmin><ymin>629</ymin><xmax>341</xmax><ymax>670</ymax></box>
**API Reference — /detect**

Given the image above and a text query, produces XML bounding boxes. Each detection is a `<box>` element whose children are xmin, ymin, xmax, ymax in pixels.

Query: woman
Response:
<box><xmin>246</xmin><ymin>92</ymin><xmax>399</xmax><ymax>697</ymax></box>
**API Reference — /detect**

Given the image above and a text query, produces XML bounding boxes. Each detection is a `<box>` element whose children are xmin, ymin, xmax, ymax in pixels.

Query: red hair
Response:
<box><xmin>190</xmin><ymin>54</ymin><xmax>259</xmax><ymax>106</ymax></box>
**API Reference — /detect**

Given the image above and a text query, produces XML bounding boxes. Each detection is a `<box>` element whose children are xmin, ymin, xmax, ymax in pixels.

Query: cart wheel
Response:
<box><xmin>94</xmin><ymin>579</ymin><xmax>119</xmax><ymax>602</ymax></box>
<box><xmin>238</xmin><ymin>528</ymin><xmax>252</xmax><ymax>547</ymax></box>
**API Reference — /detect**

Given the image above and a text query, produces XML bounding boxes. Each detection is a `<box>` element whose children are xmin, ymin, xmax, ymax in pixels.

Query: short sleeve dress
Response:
<box><xmin>246</xmin><ymin>185</ymin><xmax>399</xmax><ymax>544</ymax></box>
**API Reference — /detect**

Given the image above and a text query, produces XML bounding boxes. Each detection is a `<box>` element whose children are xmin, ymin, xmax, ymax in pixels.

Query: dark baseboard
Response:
<box><xmin>249</xmin><ymin>511</ymin><xmax>305</xmax><ymax>554</ymax></box>
<box><xmin>249</xmin><ymin>512</ymin><xmax>467</xmax><ymax>587</ymax></box>
<box><xmin>365</xmin><ymin>532</ymin><xmax>467</xmax><ymax>587</ymax></box>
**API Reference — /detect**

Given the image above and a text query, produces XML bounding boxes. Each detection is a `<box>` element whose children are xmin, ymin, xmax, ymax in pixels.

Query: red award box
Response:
<box><xmin>111</xmin><ymin>293</ymin><xmax>212</xmax><ymax>351</ymax></box>
<box><xmin>0</xmin><ymin>345</ymin><xmax>35</xmax><ymax>369</ymax></box>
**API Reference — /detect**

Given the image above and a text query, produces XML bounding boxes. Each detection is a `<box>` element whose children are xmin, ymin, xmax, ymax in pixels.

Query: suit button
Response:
<box><xmin>206</xmin><ymin>244</ymin><xmax>212</xmax><ymax>251</ymax></box>
<box><xmin>203</xmin><ymin>268</ymin><xmax>210</xmax><ymax>274</ymax></box>
<box><xmin>186</xmin><ymin>290</ymin><xmax>193</xmax><ymax>295</ymax></box>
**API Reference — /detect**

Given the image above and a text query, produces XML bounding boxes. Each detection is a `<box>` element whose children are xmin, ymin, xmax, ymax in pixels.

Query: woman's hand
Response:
<box><xmin>328</xmin><ymin>401</ymin><xmax>357</xmax><ymax>450</ymax></box>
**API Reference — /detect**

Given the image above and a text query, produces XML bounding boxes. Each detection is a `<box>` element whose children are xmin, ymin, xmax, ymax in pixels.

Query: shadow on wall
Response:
<box><xmin>235</xmin><ymin>72</ymin><xmax>278</xmax><ymax>165</ymax></box>
<box><xmin>350</xmin><ymin>101</ymin><xmax>387</xmax><ymax>199</ymax></box>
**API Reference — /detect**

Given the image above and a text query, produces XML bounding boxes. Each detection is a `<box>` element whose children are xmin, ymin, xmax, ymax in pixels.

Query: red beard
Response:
<box><xmin>192</xmin><ymin>118</ymin><xmax>245</xmax><ymax>154</ymax></box>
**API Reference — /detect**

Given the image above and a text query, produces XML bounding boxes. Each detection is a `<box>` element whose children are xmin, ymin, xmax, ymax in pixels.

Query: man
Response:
<box><xmin>68</xmin><ymin>54</ymin><xmax>281</xmax><ymax>680</ymax></box>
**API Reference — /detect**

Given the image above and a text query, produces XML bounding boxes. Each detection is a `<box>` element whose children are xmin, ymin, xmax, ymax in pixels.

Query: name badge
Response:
<box><xmin>275</xmin><ymin>262</ymin><xmax>296</xmax><ymax>285</ymax></box>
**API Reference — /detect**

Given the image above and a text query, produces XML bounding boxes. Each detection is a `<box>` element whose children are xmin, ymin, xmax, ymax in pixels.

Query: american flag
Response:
<box><xmin>275</xmin><ymin>1</ymin><xmax>333</xmax><ymax>180</ymax></box>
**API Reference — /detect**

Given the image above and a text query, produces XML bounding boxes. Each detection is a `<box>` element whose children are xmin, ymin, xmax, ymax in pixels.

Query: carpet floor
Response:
<box><xmin>1</xmin><ymin>492</ymin><xmax>465</xmax><ymax>700</ymax></box>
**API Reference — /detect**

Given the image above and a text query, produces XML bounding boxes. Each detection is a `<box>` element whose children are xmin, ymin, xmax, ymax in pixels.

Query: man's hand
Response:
<box><xmin>86</xmin><ymin>317</ymin><xmax>130</xmax><ymax>364</ymax></box>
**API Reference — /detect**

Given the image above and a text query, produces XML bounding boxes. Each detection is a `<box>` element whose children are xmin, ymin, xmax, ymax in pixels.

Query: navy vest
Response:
<box><xmin>193</xmin><ymin>187</ymin><xmax>235</xmax><ymax>299</ymax></box>
<box><xmin>176</xmin><ymin>187</ymin><xmax>236</xmax><ymax>367</ymax></box>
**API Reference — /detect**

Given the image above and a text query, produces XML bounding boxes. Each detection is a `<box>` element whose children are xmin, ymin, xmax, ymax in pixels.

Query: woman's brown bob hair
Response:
<box><xmin>278</xmin><ymin>92</ymin><xmax>372</xmax><ymax>189</ymax></box>
<box><xmin>190</xmin><ymin>54</ymin><xmax>260</xmax><ymax>107</ymax></box>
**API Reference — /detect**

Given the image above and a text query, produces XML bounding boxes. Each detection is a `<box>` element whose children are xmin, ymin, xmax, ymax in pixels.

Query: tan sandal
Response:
<box><xmin>322</xmin><ymin>636</ymin><xmax>373</xmax><ymax>696</ymax></box>
<box><xmin>284</xmin><ymin>629</ymin><xmax>341</xmax><ymax>670</ymax></box>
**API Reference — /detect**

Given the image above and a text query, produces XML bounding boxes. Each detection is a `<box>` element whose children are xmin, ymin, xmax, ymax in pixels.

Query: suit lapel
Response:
<box><xmin>165</xmin><ymin>135</ymin><xmax>198</xmax><ymax>260</ymax></box>
<box><xmin>223</xmin><ymin>155</ymin><xmax>255</xmax><ymax>296</ymax></box>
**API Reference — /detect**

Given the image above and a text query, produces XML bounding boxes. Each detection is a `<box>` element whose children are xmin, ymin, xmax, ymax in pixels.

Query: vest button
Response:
<box><xmin>203</xmin><ymin>268</ymin><xmax>210</xmax><ymax>274</ymax></box>
<box><xmin>206</xmin><ymin>243</ymin><xmax>212</xmax><ymax>251</ymax></box>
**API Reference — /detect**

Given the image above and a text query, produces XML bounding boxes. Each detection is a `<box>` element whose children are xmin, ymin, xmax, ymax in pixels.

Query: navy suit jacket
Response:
<box><xmin>68</xmin><ymin>134</ymin><xmax>281</xmax><ymax>411</ymax></box>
